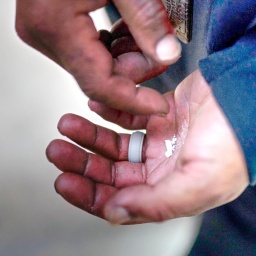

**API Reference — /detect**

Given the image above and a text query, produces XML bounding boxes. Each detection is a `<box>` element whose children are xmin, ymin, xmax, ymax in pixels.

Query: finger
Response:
<box><xmin>111</xmin><ymin>36</ymin><xmax>140</xmax><ymax>58</ymax></box>
<box><xmin>103</xmin><ymin>162</ymin><xmax>245</xmax><ymax>225</ymax></box>
<box><xmin>114</xmin><ymin>53</ymin><xmax>168</xmax><ymax>84</ymax></box>
<box><xmin>103</xmin><ymin>172</ymin><xmax>202</xmax><ymax>224</ymax></box>
<box><xmin>110</xmin><ymin>21</ymin><xmax>168</xmax><ymax>83</ymax></box>
<box><xmin>57</xmin><ymin>113</ymin><xmax>147</xmax><ymax>162</ymax></box>
<box><xmin>88</xmin><ymin>100</ymin><xmax>148</xmax><ymax>130</ymax></box>
<box><xmin>99</xmin><ymin>29</ymin><xmax>113</xmax><ymax>51</ymax></box>
<box><xmin>111</xmin><ymin>19</ymin><xmax>131</xmax><ymax>39</ymax></box>
<box><xmin>112</xmin><ymin>0</ymin><xmax>182</xmax><ymax>64</ymax></box>
<box><xmin>46</xmin><ymin>139</ymin><xmax>87</xmax><ymax>174</ymax></box>
<box><xmin>109</xmin><ymin>21</ymin><xmax>168</xmax><ymax>84</ymax></box>
<box><xmin>104</xmin><ymin>161</ymin><xmax>230</xmax><ymax>224</ymax></box>
<box><xmin>46</xmin><ymin>139</ymin><xmax>146</xmax><ymax>187</ymax></box>
<box><xmin>55</xmin><ymin>172</ymin><xmax>117</xmax><ymax>219</ymax></box>
<box><xmin>57</xmin><ymin>114</ymin><xmax>130</xmax><ymax>160</ymax></box>
<box><xmin>102</xmin><ymin>25</ymin><xmax>168</xmax><ymax>87</ymax></box>
<box><xmin>16</xmin><ymin>0</ymin><xmax>169</xmax><ymax>115</ymax></box>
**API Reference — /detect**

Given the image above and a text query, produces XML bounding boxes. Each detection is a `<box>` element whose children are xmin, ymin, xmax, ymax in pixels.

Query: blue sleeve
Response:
<box><xmin>199</xmin><ymin>1</ymin><xmax>256</xmax><ymax>185</ymax></box>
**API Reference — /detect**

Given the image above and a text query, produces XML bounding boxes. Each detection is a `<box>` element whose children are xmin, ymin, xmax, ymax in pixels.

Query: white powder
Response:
<box><xmin>165</xmin><ymin>136</ymin><xmax>177</xmax><ymax>158</ymax></box>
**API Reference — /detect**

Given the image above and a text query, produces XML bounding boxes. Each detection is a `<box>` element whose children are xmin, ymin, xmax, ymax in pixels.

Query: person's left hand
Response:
<box><xmin>46</xmin><ymin>70</ymin><xmax>249</xmax><ymax>224</ymax></box>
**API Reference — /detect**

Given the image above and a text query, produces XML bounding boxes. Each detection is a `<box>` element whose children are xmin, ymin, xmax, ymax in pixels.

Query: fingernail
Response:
<box><xmin>107</xmin><ymin>207</ymin><xmax>131</xmax><ymax>225</ymax></box>
<box><xmin>156</xmin><ymin>34</ymin><xmax>182</xmax><ymax>62</ymax></box>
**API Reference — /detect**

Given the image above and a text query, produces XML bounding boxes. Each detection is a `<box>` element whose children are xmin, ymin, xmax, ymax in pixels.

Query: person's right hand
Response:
<box><xmin>15</xmin><ymin>0</ymin><xmax>181</xmax><ymax>115</ymax></box>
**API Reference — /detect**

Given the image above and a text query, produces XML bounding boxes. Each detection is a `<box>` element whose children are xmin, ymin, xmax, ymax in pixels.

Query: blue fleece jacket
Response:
<box><xmin>199</xmin><ymin>0</ymin><xmax>256</xmax><ymax>185</ymax></box>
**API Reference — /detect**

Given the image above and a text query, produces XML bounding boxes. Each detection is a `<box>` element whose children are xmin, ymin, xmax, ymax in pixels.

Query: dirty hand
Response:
<box><xmin>46</xmin><ymin>70</ymin><xmax>249</xmax><ymax>224</ymax></box>
<box><xmin>16</xmin><ymin>0</ymin><xmax>181</xmax><ymax>115</ymax></box>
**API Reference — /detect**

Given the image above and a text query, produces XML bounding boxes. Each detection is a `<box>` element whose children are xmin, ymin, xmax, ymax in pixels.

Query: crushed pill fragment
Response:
<box><xmin>165</xmin><ymin>136</ymin><xmax>177</xmax><ymax>158</ymax></box>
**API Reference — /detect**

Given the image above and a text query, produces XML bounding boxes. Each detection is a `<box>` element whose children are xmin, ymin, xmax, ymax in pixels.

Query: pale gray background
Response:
<box><xmin>0</xmin><ymin>1</ymin><xmax>201</xmax><ymax>255</ymax></box>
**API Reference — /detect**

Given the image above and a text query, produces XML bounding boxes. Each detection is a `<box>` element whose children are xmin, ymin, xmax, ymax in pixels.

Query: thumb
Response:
<box><xmin>104</xmin><ymin>173</ymin><xmax>203</xmax><ymax>224</ymax></box>
<box><xmin>112</xmin><ymin>0</ymin><xmax>182</xmax><ymax>64</ymax></box>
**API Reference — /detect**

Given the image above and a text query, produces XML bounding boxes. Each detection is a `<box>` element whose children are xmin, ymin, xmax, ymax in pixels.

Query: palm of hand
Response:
<box><xmin>47</xmin><ymin>70</ymin><xmax>249</xmax><ymax>224</ymax></box>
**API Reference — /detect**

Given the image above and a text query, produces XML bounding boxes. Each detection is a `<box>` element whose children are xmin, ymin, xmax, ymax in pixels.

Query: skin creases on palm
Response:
<box><xmin>141</xmin><ymin>92</ymin><xmax>189</xmax><ymax>185</ymax></box>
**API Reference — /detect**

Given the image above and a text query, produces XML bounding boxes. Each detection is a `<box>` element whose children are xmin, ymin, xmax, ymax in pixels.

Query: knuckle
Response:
<box><xmin>84</xmin><ymin>85</ymin><xmax>105</xmax><ymax>101</ymax></box>
<box><xmin>82</xmin><ymin>77</ymin><xmax>113</xmax><ymax>102</ymax></box>
<box><xmin>15</xmin><ymin>15</ymin><xmax>33</xmax><ymax>43</ymax></box>
<box><xmin>15</xmin><ymin>24</ymin><xmax>28</xmax><ymax>43</ymax></box>
<box><xmin>15</xmin><ymin>3</ymin><xmax>57</xmax><ymax>43</ymax></box>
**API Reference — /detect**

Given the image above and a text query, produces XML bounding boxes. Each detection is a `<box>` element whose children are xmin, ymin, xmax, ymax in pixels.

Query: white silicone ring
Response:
<box><xmin>128</xmin><ymin>131</ymin><xmax>145</xmax><ymax>163</ymax></box>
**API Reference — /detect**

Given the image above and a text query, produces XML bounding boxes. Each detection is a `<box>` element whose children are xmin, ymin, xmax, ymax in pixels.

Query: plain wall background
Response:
<box><xmin>0</xmin><ymin>1</ymin><xmax>201</xmax><ymax>255</ymax></box>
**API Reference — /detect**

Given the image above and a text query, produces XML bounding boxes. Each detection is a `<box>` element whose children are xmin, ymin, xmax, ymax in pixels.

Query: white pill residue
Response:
<box><xmin>165</xmin><ymin>136</ymin><xmax>177</xmax><ymax>158</ymax></box>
